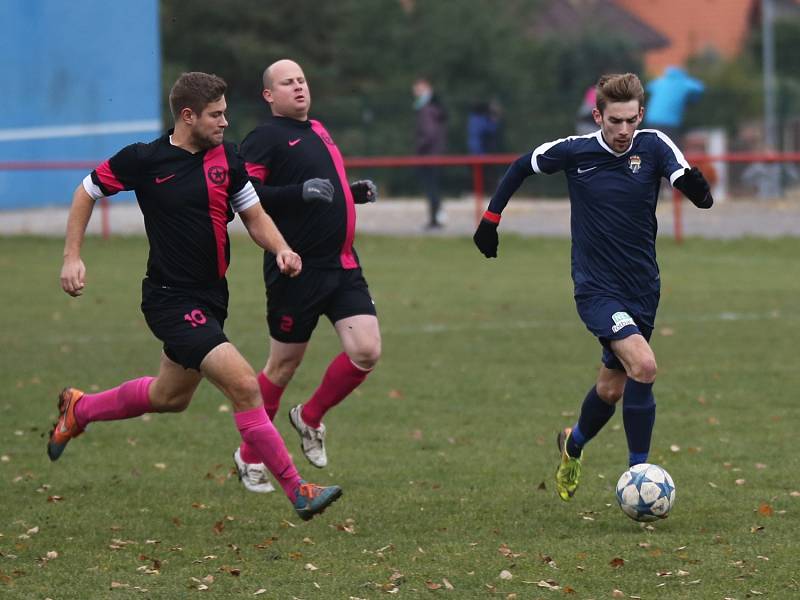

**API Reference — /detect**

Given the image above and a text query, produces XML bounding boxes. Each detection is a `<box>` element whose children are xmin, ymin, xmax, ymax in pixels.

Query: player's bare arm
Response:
<box><xmin>60</xmin><ymin>183</ymin><xmax>96</xmax><ymax>297</ymax></box>
<box><xmin>238</xmin><ymin>203</ymin><xmax>302</xmax><ymax>277</ymax></box>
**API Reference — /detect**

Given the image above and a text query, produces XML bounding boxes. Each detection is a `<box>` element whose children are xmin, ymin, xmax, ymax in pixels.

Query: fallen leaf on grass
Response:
<box><xmin>609</xmin><ymin>557</ymin><xmax>625</xmax><ymax>568</ymax></box>
<box><xmin>153</xmin><ymin>463</ymin><xmax>166</xmax><ymax>470</ymax></box>
<box><xmin>304</xmin><ymin>563</ymin><xmax>318</xmax><ymax>571</ymax></box>
<box><xmin>425</xmin><ymin>581</ymin><xmax>442</xmax><ymax>590</ymax></box>
<box><xmin>442</xmin><ymin>578</ymin><xmax>454</xmax><ymax>590</ymax></box>
<box><xmin>612</xmin><ymin>590</ymin><xmax>625</xmax><ymax>598</ymax></box>
<box><xmin>757</xmin><ymin>503</ymin><xmax>773</xmax><ymax>517</ymax></box>
<box><xmin>498</xmin><ymin>570</ymin><xmax>513</xmax><ymax>581</ymax></box>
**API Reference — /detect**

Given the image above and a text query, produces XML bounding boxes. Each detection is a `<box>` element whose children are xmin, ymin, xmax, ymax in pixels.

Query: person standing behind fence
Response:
<box><xmin>48</xmin><ymin>71</ymin><xmax>342</xmax><ymax>522</ymax></box>
<box><xmin>413</xmin><ymin>77</ymin><xmax>448</xmax><ymax>230</ymax></box>
<box><xmin>643</xmin><ymin>66</ymin><xmax>704</xmax><ymax>146</ymax></box>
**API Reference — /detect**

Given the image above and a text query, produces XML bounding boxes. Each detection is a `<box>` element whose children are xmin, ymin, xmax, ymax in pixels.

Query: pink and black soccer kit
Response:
<box><xmin>84</xmin><ymin>133</ymin><xmax>260</xmax><ymax>369</ymax></box>
<box><xmin>239</xmin><ymin>116</ymin><xmax>376</xmax><ymax>345</ymax></box>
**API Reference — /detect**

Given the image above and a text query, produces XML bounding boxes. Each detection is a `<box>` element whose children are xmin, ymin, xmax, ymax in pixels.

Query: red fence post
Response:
<box><xmin>672</xmin><ymin>187</ymin><xmax>682</xmax><ymax>244</ymax></box>
<box><xmin>471</xmin><ymin>163</ymin><xmax>484</xmax><ymax>227</ymax></box>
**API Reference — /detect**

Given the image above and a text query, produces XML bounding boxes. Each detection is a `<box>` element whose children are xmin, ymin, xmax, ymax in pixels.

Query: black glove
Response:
<box><xmin>675</xmin><ymin>167</ymin><xmax>713</xmax><ymax>208</ymax></box>
<box><xmin>350</xmin><ymin>179</ymin><xmax>377</xmax><ymax>204</ymax></box>
<box><xmin>302</xmin><ymin>178</ymin><xmax>334</xmax><ymax>203</ymax></box>
<box><xmin>473</xmin><ymin>214</ymin><xmax>500</xmax><ymax>258</ymax></box>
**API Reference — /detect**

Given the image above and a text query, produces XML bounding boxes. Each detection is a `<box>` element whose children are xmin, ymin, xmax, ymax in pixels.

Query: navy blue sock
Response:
<box><xmin>622</xmin><ymin>379</ymin><xmax>656</xmax><ymax>466</ymax></box>
<box><xmin>567</xmin><ymin>386</ymin><xmax>616</xmax><ymax>458</ymax></box>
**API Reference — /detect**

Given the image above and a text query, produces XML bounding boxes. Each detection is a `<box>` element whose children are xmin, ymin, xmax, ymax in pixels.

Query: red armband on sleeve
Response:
<box><xmin>482</xmin><ymin>210</ymin><xmax>501</xmax><ymax>224</ymax></box>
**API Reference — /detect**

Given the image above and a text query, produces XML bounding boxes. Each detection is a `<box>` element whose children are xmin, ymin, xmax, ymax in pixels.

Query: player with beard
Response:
<box><xmin>48</xmin><ymin>72</ymin><xmax>342</xmax><ymax>521</ymax></box>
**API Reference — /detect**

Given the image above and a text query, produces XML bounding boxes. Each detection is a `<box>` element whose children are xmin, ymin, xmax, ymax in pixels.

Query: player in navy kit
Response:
<box><xmin>231</xmin><ymin>59</ymin><xmax>381</xmax><ymax>493</ymax></box>
<box><xmin>473</xmin><ymin>73</ymin><xmax>714</xmax><ymax>501</ymax></box>
<box><xmin>48</xmin><ymin>72</ymin><xmax>341</xmax><ymax>521</ymax></box>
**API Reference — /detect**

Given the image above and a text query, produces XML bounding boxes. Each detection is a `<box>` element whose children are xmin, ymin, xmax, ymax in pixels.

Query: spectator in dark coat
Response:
<box><xmin>413</xmin><ymin>78</ymin><xmax>448</xmax><ymax>229</ymax></box>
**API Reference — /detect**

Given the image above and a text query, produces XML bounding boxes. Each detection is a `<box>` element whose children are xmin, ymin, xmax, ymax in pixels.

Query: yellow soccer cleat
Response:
<box><xmin>555</xmin><ymin>427</ymin><xmax>583</xmax><ymax>501</ymax></box>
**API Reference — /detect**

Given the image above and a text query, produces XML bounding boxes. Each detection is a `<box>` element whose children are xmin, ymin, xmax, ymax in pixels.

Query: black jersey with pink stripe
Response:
<box><xmin>239</xmin><ymin>115</ymin><xmax>358</xmax><ymax>275</ymax></box>
<box><xmin>90</xmin><ymin>134</ymin><xmax>251</xmax><ymax>286</ymax></box>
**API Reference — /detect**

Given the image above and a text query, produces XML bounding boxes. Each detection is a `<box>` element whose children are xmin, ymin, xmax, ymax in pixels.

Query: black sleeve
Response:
<box><xmin>487</xmin><ymin>152</ymin><xmax>535</xmax><ymax>215</ymax></box>
<box><xmin>91</xmin><ymin>143</ymin><xmax>141</xmax><ymax>195</ymax></box>
<box><xmin>251</xmin><ymin>181</ymin><xmax>304</xmax><ymax>213</ymax></box>
<box><xmin>239</xmin><ymin>133</ymin><xmax>304</xmax><ymax>213</ymax></box>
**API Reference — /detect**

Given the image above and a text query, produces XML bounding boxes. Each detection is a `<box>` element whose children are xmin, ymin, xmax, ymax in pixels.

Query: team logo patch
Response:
<box><xmin>628</xmin><ymin>155</ymin><xmax>641</xmax><ymax>173</ymax></box>
<box><xmin>611</xmin><ymin>311</ymin><xmax>635</xmax><ymax>333</ymax></box>
<box><xmin>207</xmin><ymin>166</ymin><xmax>228</xmax><ymax>185</ymax></box>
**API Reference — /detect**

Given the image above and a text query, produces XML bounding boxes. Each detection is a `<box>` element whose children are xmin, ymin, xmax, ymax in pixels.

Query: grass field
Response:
<box><xmin>1</xmin><ymin>233</ymin><xmax>799</xmax><ymax>599</ymax></box>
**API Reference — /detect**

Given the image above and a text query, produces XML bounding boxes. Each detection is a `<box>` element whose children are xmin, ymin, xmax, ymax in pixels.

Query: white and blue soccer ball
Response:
<box><xmin>615</xmin><ymin>463</ymin><xmax>675</xmax><ymax>522</ymax></box>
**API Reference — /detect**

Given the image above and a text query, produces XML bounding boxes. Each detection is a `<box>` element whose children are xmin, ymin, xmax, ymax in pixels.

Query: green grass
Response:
<box><xmin>1</xmin><ymin>233</ymin><xmax>799</xmax><ymax>599</ymax></box>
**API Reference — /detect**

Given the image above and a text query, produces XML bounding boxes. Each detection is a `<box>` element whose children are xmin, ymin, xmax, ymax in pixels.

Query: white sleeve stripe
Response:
<box><xmin>82</xmin><ymin>174</ymin><xmax>105</xmax><ymax>200</ymax></box>
<box><xmin>668</xmin><ymin>168</ymin><xmax>686</xmax><ymax>186</ymax></box>
<box><xmin>645</xmin><ymin>128</ymin><xmax>690</xmax><ymax>168</ymax></box>
<box><xmin>531</xmin><ymin>136</ymin><xmax>573</xmax><ymax>174</ymax></box>
<box><xmin>230</xmin><ymin>180</ymin><xmax>259</xmax><ymax>213</ymax></box>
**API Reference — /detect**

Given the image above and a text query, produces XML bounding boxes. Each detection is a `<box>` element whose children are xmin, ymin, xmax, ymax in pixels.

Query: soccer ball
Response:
<box><xmin>615</xmin><ymin>463</ymin><xmax>675</xmax><ymax>522</ymax></box>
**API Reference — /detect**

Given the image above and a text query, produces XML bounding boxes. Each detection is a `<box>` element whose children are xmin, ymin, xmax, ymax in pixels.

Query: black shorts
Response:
<box><xmin>266</xmin><ymin>267</ymin><xmax>376</xmax><ymax>343</ymax></box>
<box><xmin>141</xmin><ymin>278</ymin><xmax>229</xmax><ymax>370</ymax></box>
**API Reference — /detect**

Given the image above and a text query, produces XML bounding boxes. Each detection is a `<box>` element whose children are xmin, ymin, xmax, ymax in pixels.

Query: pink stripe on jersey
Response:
<box><xmin>94</xmin><ymin>160</ymin><xmax>125</xmax><ymax>194</ymax></box>
<box><xmin>310</xmin><ymin>120</ymin><xmax>358</xmax><ymax>269</ymax></box>
<box><xmin>245</xmin><ymin>161</ymin><xmax>269</xmax><ymax>183</ymax></box>
<box><xmin>203</xmin><ymin>145</ymin><xmax>231</xmax><ymax>279</ymax></box>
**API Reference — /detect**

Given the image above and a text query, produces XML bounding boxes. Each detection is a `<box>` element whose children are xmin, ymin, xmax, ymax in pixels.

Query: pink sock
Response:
<box><xmin>301</xmin><ymin>353</ymin><xmax>370</xmax><ymax>429</ymax></box>
<box><xmin>257</xmin><ymin>371</ymin><xmax>284</xmax><ymax>420</ymax></box>
<box><xmin>74</xmin><ymin>377</ymin><xmax>154</xmax><ymax>429</ymax></box>
<box><xmin>234</xmin><ymin>406</ymin><xmax>301</xmax><ymax>501</ymax></box>
<box><xmin>239</xmin><ymin>372</ymin><xmax>287</xmax><ymax>463</ymax></box>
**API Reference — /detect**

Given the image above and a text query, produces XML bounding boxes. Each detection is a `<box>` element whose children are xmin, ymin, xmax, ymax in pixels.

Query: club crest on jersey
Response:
<box><xmin>628</xmin><ymin>155</ymin><xmax>642</xmax><ymax>173</ymax></box>
<box><xmin>207</xmin><ymin>166</ymin><xmax>228</xmax><ymax>185</ymax></box>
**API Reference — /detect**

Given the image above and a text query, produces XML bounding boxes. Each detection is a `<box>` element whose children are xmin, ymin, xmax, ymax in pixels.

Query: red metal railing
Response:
<box><xmin>3</xmin><ymin>152</ymin><xmax>800</xmax><ymax>240</ymax></box>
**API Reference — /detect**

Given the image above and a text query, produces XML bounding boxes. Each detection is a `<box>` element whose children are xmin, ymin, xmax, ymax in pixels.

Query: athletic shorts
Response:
<box><xmin>141</xmin><ymin>278</ymin><xmax>229</xmax><ymax>370</ymax></box>
<box><xmin>575</xmin><ymin>292</ymin><xmax>659</xmax><ymax>371</ymax></box>
<box><xmin>266</xmin><ymin>267</ymin><xmax>376</xmax><ymax>343</ymax></box>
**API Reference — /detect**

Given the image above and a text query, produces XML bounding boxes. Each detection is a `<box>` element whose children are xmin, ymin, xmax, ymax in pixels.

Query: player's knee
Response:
<box><xmin>227</xmin><ymin>375</ymin><xmax>261</xmax><ymax>409</ymax></box>
<box><xmin>349</xmin><ymin>341</ymin><xmax>381</xmax><ymax>370</ymax></box>
<box><xmin>596</xmin><ymin>380</ymin><xmax>623</xmax><ymax>403</ymax></box>
<box><xmin>629</xmin><ymin>356</ymin><xmax>657</xmax><ymax>383</ymax></box>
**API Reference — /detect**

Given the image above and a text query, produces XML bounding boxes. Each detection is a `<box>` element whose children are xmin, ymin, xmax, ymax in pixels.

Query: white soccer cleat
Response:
<box><xmin>233</xmin><ymin>448</ymin><xmax>275</xmax><ymax>493</ymax></box>
<box><xmin>289</xmin><ymin>405</ymin><xmax>328</xmax><ymax>468</ymax></box>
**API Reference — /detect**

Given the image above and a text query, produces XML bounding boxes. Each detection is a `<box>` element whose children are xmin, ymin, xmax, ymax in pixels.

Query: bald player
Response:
<box><xmin>232</xmin><ymin>59</ymin><xmax>381</xmax><ymax>493</ymax></box>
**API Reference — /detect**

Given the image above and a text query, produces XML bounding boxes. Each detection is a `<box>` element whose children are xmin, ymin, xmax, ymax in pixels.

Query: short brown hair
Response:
<box><xmin>168</xmin><ymin>72</ymin><xmax>227</xmax><ymax>119</ymax></box>
<box><xmin>595</xmin><ymin>73</ymin><xmax>644</xmax><ymax>114</ymax></box>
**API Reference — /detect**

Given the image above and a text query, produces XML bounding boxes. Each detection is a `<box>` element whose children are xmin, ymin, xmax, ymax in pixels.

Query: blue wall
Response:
<box><xmin>0</xmin><ymin>0</ymin><xmax>161</xmax><ymax>209</ymax></box>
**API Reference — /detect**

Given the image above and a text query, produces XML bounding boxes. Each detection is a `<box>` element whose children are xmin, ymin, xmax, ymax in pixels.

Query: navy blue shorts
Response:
<box><xmin>141</xmin><ymin>278</ymin><xmax>229</xmax><ymax>370</ymax></box>
<box><xmin>266</xmin><ymin>267</ymin><xmax>376</xmax><ymax>343</ymax></box>
<box><xmin>575</xmin><ymin>292</ymin><xmax>659</xmax><ymax>371</ymax></box>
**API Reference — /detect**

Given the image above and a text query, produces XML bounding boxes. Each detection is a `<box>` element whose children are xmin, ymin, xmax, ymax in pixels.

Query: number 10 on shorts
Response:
<box><xmin>184</xmin><ymin>309</ymin><xmax>207</xmax><ymax>328</ymax></box>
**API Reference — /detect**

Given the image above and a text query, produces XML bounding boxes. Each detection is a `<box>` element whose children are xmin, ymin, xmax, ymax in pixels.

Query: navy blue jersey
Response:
<box><xmin>532</xmin><ymin>129</ymin><xmax>688</xmax><ymax>297</ymax></box>
<box><xmin>85</xmin><ymin>133</ymin><xmax>258</xmax><ymax>286</ymax></box>
<box><xmin>239</xmin><ymin>116</ymin><xmax>358</xmax><ymax>276</ymax></box>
